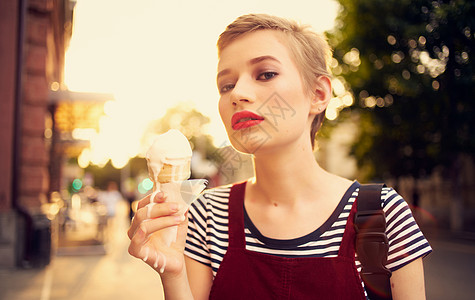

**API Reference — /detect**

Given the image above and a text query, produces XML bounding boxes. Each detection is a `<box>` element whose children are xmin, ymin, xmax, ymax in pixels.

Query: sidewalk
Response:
<box><xmin>423</xmin><ymin>228</ymin><xmax>475</xmax><ymax>300</ymax></box>
<box><xmin>0</xmin><ymin>202</ymin><xmax>165</xmax><ymax>300</ymax></box>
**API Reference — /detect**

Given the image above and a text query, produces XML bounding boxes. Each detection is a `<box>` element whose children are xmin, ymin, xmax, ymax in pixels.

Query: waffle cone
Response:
<box><xmin>156</xmin><ymin>160</ymin><xmax>191</xmax><ymax>183</ymax></box>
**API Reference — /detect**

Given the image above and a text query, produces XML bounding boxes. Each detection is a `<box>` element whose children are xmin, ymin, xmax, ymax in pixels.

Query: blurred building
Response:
<box><xmin>0</xmin><ymin>0</ymin><xmax>73</xmax><ymax>269</ymax></box>
<box><xmin>0</xmin><ymin>0</ymin><xmax>111</xmax><ymax>269</ymax></box>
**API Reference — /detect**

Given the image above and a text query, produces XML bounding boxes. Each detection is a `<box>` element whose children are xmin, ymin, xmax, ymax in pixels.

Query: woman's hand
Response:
<box><xmin>127</xmin><ymin>191</ymin><xmax>188</xmax><ymax>277</ymax></box>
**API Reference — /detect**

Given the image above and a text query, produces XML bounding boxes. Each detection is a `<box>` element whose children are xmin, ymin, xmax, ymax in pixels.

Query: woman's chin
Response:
<box><xmin>226</xmin><ymin>125</ymin><xmax>275</xmax><ymax>154</ymax></box>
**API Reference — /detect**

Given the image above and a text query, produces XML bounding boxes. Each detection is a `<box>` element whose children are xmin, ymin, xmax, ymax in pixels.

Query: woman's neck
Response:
<box><xmin>248</xmin><ymin>138</ymin><xmax>330</xmax><ymax>207</ymax></box>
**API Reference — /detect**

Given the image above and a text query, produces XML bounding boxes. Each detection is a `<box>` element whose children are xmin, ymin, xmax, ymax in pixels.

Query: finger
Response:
<box><xmin>136</xmin><ymin>191</ymin><xmax>167</xmax><ymax>210</ymax></box>
<box><xmin>128</xmin><ymin>225</ymin><xmax>147</xmax><ymax>257</ymax></box>
<box><xmin>153</xmin><ymin>191</ymin><xmax>167</xmax><ymax>203</ymax></box>
<box><xmin>135</xmin><ymin>195</ymin><xmax>151</xmax><ymax>211</ymax></box>
<box><xmin>128</xmin><ymin>212</ymin><xmax>140</xmax><ymax>239</ymax></box>
<box><xmin>139</xmin><ymin>202</ymin><xmax>181</xmax><ymax>221</ymax></box>
<box><xmin>128</xmin><ymin>201</ymin><xmax>181</xmax><ymax>239</ymax></box>
<box><xmin>140</xmin><ymin>214</ymin><xmax>186</xmax><ymax>236</ymax></box>
<box><xmin>175</xmin><ymin>213</ymin><xmax>189</xmax><ymax>247</ymax></box>
<box><xmin>127</xmin><ymin>217</ymin><xmax>142</xmax><ymax>240</ymax></box>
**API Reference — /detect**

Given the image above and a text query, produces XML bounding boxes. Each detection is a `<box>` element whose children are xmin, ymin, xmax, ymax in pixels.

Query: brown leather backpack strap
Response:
<box><xmin>355</xmin><ymin>184</ymin><xmax>392</xmax><ymax>300</ymax></box>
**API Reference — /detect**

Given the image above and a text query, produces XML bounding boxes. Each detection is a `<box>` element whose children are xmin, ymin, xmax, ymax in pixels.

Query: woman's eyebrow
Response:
<box><xmin>248</xmin><ymin>55</ymin><xmax>281</xmax><ymax>65</ymax></box>
<box><xmin>217</xmin><ymin>55</ymin><xmax>281</xmax><ymax>81</ymax></box>
<box><xmin>217</xmin><ymin>69</ymin><xmax>231</xmax><ymax>81</ymax></box>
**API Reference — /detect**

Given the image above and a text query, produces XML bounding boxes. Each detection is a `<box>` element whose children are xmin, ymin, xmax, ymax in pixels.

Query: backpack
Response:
<box><xmin>354</xmin><ymin>184</ymin><xmax>393</xmax><ymax>300</ymax></box>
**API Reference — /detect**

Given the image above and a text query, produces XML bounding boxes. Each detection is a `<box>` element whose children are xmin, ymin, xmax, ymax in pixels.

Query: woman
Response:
<box><xmin>128</xmin><ymin>14</ymin><xmax>431</xmax><ymax>299</ymax></box>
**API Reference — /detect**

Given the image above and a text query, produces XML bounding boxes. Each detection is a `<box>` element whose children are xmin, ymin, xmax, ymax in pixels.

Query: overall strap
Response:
<box><xmin>355</xmin><ymin>184</ymin><xmax>393</xmax><ymax>300</ymax></box>
<box><xmin>227</xmin><ymin>181</ymin><xmax>247</xmax><ymax>249</ymax></box>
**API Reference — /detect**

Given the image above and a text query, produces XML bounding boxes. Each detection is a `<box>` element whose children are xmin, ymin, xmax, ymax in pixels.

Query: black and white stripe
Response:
<box><xmin>185</xmin><ymin>183</ymin><xmax>432</xmax><ymax>278</ymax></box>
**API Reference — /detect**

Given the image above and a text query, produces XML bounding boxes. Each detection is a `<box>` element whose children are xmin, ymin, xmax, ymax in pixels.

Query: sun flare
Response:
<box><xmin>64</xmin><ymin>0</ymin><xmax>339</xmax><ymax>168</ymax></box>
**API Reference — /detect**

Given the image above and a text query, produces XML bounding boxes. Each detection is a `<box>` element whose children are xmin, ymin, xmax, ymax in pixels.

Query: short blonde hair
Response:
<box><xmin>217</xmin><ymin>14</ymin><xmax>333</xmax><ymax>148</ymax></box>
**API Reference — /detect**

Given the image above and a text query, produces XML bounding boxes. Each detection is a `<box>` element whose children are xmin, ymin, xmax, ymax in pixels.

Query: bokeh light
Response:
<box><xmin>138</xmin><ymin>178</ymin><xmax>154</xmax><ymax>194</ymax></box>
<box><xmin>72</xmin><ymin>178</ymin><xmax>83</xmax><ymax>191</ymax></box>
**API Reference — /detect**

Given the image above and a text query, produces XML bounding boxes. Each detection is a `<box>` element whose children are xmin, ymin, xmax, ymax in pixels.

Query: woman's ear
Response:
<box><xmin>309</xmin><ymin>76</ymin><xmax>332</xmax><ymax>115</ymax></box>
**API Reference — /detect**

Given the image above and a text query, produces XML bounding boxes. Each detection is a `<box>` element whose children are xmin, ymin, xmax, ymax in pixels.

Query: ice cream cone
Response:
<box><xmin>146</xmin><ymin>129</ymin><xmax>193</xmax><ymax>187</ymax></box>
<box><xmin>143</xmin><ymin>129</ymin><xmax>207</xmax><ymax>272</ymax></box>
<box><xmin>156</xmin><ymin>159</ymin><xmax>191</xmax><ymax>183</ymax></box>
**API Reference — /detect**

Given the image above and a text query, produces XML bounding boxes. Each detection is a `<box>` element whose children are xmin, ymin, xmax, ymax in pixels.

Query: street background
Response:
<box><xmin>1</xmin><ymin>0</ymin><xmax>474</xmax><ymax>299</ymax></box>
<box><xmin>0</xmin><ymin>202</ymin><xmax>165</xmax><ymax>300</ymax></box>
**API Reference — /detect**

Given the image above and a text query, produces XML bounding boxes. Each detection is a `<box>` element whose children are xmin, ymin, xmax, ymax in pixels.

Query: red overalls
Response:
<box><xmin>209</xmin><ymin>182</ymin><xmax>366</xmax><ymax>300</ymax></box>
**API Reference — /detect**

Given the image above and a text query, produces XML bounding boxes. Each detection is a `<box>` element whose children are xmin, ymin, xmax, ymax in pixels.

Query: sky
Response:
<box><xmin>64</xmin><ymin>0</ymin><xmax>340</xmax><ymax>168</ymax></box>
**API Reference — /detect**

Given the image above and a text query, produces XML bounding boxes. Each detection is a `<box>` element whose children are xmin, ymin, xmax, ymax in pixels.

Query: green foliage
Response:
<box><xmin>146</xmin><ymin>102</ymin><xmax>211</xmax><ymax>138</ymax></box>
<box><xmin>143</xmin><ymin>102</ymin><xmax>221</xmax><ymax>164</ymax></box>
<box><xmin>330</xmin><ymin>0</ymin><xmax>475</xmax><ymax>179</ymax></box>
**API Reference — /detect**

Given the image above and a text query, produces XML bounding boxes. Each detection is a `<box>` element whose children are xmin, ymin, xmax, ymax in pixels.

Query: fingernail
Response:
<box><xmin>152</xmin><ymin>192</ymin><xmax>161</xmax><ymax>202</ymax></box>
<box><xmin>175</xmin><ymin>214</ymin><xmax>185</xmax><ymax>223</ymax></box>
<box><xmin>157</xmin><ymin>191</ymin><xmax>164</xmax><ymax>198</ymax></box>
<box><xmin>170</xmin><ymin>202</ymin><xmax>180</xmax><ymax>212</ymax></box>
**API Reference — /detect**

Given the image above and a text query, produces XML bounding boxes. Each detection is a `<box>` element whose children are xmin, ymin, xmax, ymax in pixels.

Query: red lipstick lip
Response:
<box><xmin>231</xmin><ymin>111</ymin><xmax>265</xmax><ymax>130</ymax></box>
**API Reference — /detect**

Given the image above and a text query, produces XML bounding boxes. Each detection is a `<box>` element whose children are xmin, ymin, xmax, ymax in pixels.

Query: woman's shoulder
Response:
<box><xmin>379</xmin><ymin>186</ymin><xmax>407</xmax><ymax>210</ymax></box>
<box><xmin>354</xmin><ymin>183</ymin><xmax>403</xmax><ymax>207</ymax></box>
<box><xmin>200</xmin><ymin>184</ymin><xmax>233</xmax><ymax>200</ymax></box>
<box><xmin>191</xmin><ymin>183</ymin><xmax>234</xmax><ymax>212</ymax></box>
<box><xmin>188</xmin><ymin>183</ymin><xmax>233</xmax><ymax>226</ymax></box>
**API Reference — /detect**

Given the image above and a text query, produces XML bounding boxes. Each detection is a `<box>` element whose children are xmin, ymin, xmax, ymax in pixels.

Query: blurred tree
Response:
<box><xmin>143</xmin><ymin>103</ymin><xmax>221</xmax><ymax>179</ymax></box>
<box><xmin>154</xmin><ymin>103</ymin><xmax>211</xmax><ymax>139</ymax></box>
<box><xmin>143</xmin><ymin>102</ymin><xmax>217</xmax><ymax>155</ymax></box>
<box><xmin>329</xmin><ymin>0</ymin><xmax>475</xmax><ymax>181</ymax></box>
<box><xmin>85</xmin><ymin>161</ymin><xmax>121</xmax><ymax>190</ymax></box>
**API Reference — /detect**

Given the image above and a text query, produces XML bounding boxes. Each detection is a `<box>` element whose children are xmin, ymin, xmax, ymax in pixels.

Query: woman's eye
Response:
<box><xmin>257</xmin><ymin>71</ymin><xmax>277</xmax><ymax>80</ymax></box>
<box><xmin>220</xmin><ymin>84</ymin><xmax>235</xmax><ymax>94</ymax></box>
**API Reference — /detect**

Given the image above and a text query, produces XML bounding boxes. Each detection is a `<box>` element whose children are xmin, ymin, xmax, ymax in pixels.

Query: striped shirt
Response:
<box><xmin>185</xmin><ymin>181</ymin><xmax>432</xmax><ymax>280</ymax></box>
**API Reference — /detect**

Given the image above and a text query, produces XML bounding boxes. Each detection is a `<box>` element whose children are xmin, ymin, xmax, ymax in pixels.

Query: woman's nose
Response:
<box><xmin>230</xmin><ymin>79</ymin><xmax>255</xmax><ymax>106</ymax></box>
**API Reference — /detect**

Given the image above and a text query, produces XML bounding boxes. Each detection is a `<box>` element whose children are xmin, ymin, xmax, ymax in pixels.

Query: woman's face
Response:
<box><xmin>217</xmin><ymin>30</ymin><xmax>316</xmax><ymax>155</ymax></box>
